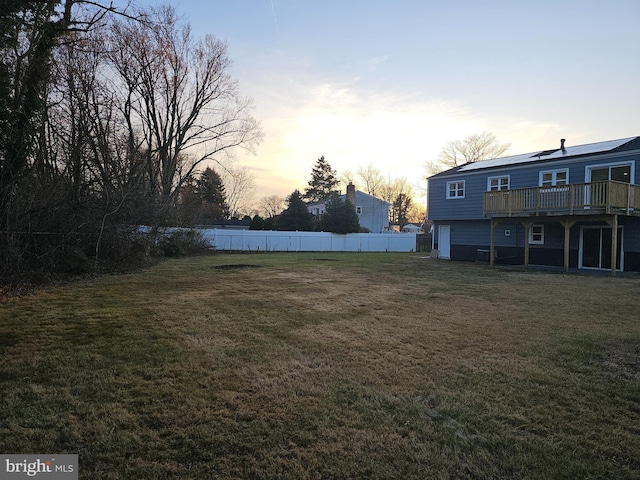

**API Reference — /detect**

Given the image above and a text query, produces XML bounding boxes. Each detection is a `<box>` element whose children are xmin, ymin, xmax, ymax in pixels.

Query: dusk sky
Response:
<box><xmin>122</xmin><ymin>1</ymin><xmax>639</xmax><ymax>202</ymax></box>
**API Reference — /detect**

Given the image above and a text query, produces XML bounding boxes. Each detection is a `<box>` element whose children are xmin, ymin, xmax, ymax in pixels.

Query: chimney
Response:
<box><xmin>346</xmin><ymin>182</ymin><xmax>356</xmax><ymax>205</ymax></box>
<box><xmin>560</xmin><ymin>138</ymin><xmax>566</xmax><ymax>153</ymax></box>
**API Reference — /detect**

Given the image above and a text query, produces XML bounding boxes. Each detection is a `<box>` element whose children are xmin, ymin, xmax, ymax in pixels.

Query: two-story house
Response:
<box><xmin>427</xmin><ymin>136</ymin><xmax>640</xmax><ymax>275</ymax></box>
<box><xmin>307</xmin><ymin>182</ymin><xmax>391</xmax><ymax>233</ymax></box>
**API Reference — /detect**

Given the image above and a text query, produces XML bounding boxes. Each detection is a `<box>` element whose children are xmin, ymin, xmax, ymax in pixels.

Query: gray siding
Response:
<box><xmin>620</xmin><ymin>217</ymin><xmax>640</xmax><ymax>252</ymax></box>
<box><xmin>353</xmin><ymin>191</ymin><xmax>390</xmax><ymax>233</ymax></box>
<box><xmin>428</xmin><ymin>141</ymin><xmax>640</xmax><ymax>269</ymax></box>
<box><xmin>435</xmin><ymin>220</ymin><xmax>558</xmax><ymax>249</ymax></box>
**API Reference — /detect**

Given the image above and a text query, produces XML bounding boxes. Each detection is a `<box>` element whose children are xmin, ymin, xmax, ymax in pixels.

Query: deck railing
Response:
<box><xmin>483</xmin><ymin>181</ymin><xmax>640</xmax><ymax>217</ymax></box>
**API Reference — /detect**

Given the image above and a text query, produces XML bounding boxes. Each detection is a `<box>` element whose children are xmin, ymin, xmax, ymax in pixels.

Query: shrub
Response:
<box><xmin>159</xmin><ymin>229</ymin><xmax>210</xmax><ymax>257</ymax></box>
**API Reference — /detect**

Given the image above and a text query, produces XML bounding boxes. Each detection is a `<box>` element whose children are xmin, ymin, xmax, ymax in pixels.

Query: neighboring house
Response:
<box><xmin>427</xmin><ymin>136</ymin><xmax>640</xmax><ymax>275</ymax></box>
<box><xmin>401</xmin><ymin>223</ymin><xmax>423</xmax><ymax>234</ymax></box>
<box><xmin>307</xmin><ymin>183</ymin><xmax>391</xmax><ymax>233</ymax></box>
<box><xmin>307</xmin><ymin>201</ymin><xmax>326</xmax><ymax>217</ymax></box>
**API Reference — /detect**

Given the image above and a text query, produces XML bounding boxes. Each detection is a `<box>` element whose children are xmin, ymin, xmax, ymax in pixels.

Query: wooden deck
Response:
<box><xmin>482</xmin><ymin>181</ymin><xmax>640</xmax><ymax>276</ymax></box>
<box><xmin>483</xmin><ymin>181</ymin><xmax>640</xmax><ymax>217</ymax></box>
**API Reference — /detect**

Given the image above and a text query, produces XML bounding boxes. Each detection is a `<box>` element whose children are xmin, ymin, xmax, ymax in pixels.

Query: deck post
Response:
<box><xmin>610</xmin><ymin>214</ymin><xmax>618</xmax><ymax>276</ymax></box>
<box><xmin>561</xmin><ymin>219</ymin><xmax>576</xmax><ymax>273</ymax></box>
<box><xmin>490</xmin><ymin>218</ymin><xmax>495</xmax><ymax>266</ymax></box>
<box><xmin>523</xmin><ymin>222</ymin><xmax>531</xmax><ymax>269</ymax></box>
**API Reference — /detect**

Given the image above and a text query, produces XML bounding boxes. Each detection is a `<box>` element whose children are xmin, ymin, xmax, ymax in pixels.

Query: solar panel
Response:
<box><xmin>458</xmin><ymin>137</ymin><xmax>637</xmax><ymax>172</ymax></box>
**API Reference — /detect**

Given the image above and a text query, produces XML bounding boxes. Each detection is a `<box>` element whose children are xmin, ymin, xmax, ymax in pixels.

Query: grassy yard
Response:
<box><xmin>1</xmin><ymin>253</ymin><xmax>639</xmax><ymax>479</ymax></box>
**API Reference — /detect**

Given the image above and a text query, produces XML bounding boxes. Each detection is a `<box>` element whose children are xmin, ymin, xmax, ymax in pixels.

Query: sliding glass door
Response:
<box><xmin>580</xmin><ymin>226</ymin><xmax>623</xmax><ymax>271</ymax></box>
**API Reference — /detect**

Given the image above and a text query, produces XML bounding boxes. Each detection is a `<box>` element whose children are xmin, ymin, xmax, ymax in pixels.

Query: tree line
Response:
<box><xmin>1</xmin><ymin>2</ymin><xmax>501</xmax><ymax>276</ymax></box>
<box><xmin>250</xmin><ymin>156</ymin><xmax>425</xmax><ymax>233</ymax></box>
<box><xmin>247</xmin><ymin>156</ymin><xmax>359</xmax><ymax>234</ymax></box>
<box><xmin>0</xmin><ymin>2</ymin><xmax>261</xmax><ymax>274</ymax></box>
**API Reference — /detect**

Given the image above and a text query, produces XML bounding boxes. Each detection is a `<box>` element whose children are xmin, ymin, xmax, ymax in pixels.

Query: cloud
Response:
<box><xmin>365</xmin><ymin>55</ymin><xmax>389</xmax><ymax>72</ymax></box>
<box><xmin>234</xmin><ymin>70</ymin><xmax>567</xmax><ymax>200</ymax></box>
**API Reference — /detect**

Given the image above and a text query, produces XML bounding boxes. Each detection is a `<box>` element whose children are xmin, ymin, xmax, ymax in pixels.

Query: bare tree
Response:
<box><xmin>391</xmin><ymin>193</ymin><xmax>411</xmax><ymax>229</ymax></box>
<box><xmin>357</xmin><ymin>164</ymin><xmax>385</xmax><ymax>196</ymax></box>
<box><xmin>407</xmin><ymin>202</ymin><xmax>426</xmax><ymax>225</ymax></box>
<box><xmin>107</xmin><ymin>5</ymin><xmax>262</xmax><ymax>207</ymax></box>
<box><xmin>380</xmin><ymin>177</ymin><xmax>414</xmax><ymax>205</ymax></box>
<box><xmin>0</xmin><ymin>1</ymin><xmax>263</xmax><ymax>274</ymax></box>
<box><xmin>220</xmin><ymin>164</ymin><xmax>256</xmax><ymax>218</ymax></box>
<box><xmin>339</xmin><ymin>170</ymin><xmax>357</xmax><ymax>189</ymax></box>
<box><xmin>427</xmin><ymin>131</ymin><xmax>510</xmax><ymax>174</ymax></box>
<box><xmin>259</xmin><ymin>195</ymin><xmax>286</xmax><ymax>218</ymax></box>
<box><xmin>0</xmin><ymin>1</ymin><xmax>136</xmax><ymax>220</ymax></box>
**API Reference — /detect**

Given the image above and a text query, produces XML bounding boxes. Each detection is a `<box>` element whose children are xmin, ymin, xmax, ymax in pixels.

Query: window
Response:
<box><xmin>611</xmin><ymin>165</ymin><xmax>631</xmax><ymax>182</ymax></box>
<box><xmin>529</xmin><ymin>224</ymin><xmax>544</xmax><ymax>244</ymax></box>
<box><xmin>356</xmin><ymin>206</ymin><xmax>363</xmax><ymax>214</ymax></box>
<box><xmin>587</xmin><ymin>162</ymin><xmax>633</xmax><ymax>184</ymax></box>
<box><xmin>447</xmin><ymin>180</ymin><xmax>465</xmax><ymax>199</ymax></box>
<box><xmin>488</xmin><ymin>175</ymin><xmax>509</xmax><ymax>191</ymax></box>
<box><xmin>539</xmin><ymin>169</ymin><xmax>568</xmax><ymax>186</ymax></box>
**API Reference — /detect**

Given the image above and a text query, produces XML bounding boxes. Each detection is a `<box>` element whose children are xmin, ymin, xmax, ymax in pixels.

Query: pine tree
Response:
<box><xmin>320</xmin><ymin>192</ymin><xmax>360</xmax><ymax>234</ymax></box>
<box><xmin>197</xmin><ymin>167</ymin><xmax>229</xmax><ymax>220</ymax></box>
<box><xmin>278</xmin><ymin>189</ymin><xmax>313</xmax><ymax>231</ymax></box>
<box><xmin>303</xmin><ymin>156</ymin><xmax>339</xmax><ymax>203</ymax></box>
<box><xmin>249</xmin><ymin>214</ymin><xmax>264</xmax><ymax>230</ymax></box>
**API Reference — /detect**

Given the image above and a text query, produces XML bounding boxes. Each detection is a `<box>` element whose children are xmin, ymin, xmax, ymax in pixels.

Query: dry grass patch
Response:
<box><xmin>1</xmin><ymin>253</ymin><xmax>639</xmax><ymax>479</ymax></box>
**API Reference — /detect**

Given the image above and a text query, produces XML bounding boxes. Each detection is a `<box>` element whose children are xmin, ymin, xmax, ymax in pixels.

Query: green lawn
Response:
<box><xmin>1</xmin><ymin>253</ymin><xmax>639</xmax><ymax>479</ymax></box>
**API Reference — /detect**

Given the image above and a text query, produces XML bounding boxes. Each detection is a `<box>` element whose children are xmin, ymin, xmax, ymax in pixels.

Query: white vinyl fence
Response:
<box><xmin>197</xmin><ymin>229</ymin><xmax>417</xmax><ymax>252</ymax></box>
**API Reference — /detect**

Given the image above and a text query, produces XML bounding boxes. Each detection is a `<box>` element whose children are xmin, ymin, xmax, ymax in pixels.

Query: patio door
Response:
<box><xmin>579</xmin><ymin>226</ymin><xmax>623</xmax><ymax>271</ymax></box>
<box><xmin>438</xmin><ymin>225</ymin><xmax>451</xmax><ymax>259</ymax></box>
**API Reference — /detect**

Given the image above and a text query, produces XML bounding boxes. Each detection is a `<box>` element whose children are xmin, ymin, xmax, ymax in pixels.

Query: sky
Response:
<box><xmin>117</xmin><ymin>0</ymin><xmax>639</xmax><ymax>203</ymax></box>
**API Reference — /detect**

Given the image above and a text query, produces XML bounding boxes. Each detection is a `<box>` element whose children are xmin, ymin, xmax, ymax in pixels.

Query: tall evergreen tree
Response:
<box><xmin>303</xmin><ymin>156</ymin><xmax>339</xmax><ymax>203</ymax></box>
<box><xmin>278</xmin><ymin>189</ymin><xmax>313</xmax><ymax>231</ymax></box>
<box><xmin>249</xmin><ymin>214</ymin><xmax>264</xmax><ymax>230</ymax></box>
<box><xmin>197</xmin><ymin>167</ymin><xmax>229</xmax><ymax>220</ymax></box>
<box><xmin>319</xmin><ymin>192</ymin><xmax>360</xmax><ymax>234</ymax></box>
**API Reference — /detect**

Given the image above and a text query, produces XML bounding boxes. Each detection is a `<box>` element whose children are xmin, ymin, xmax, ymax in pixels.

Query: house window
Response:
<box><xmin>540</xmin><ymin>169</ymin><xmax>569</xmax><ymax>186</ymax></box>
<box><xmin>488</xmin><ymin>175</ymin><xmax>509</xmax><ymax>191</ymax></box>
<box><xmin>587</xmin><ymin>162</ymin><xmax>632</xmax><ymax>184</ymax></box>
<box><xmin>356</xmin><ymin>206</ymin><xmax>363</xmax><ymax>214</ymax></box>
<box><xmin>529</xmin><ymin>224</ymin><xmax>544</xmax><ymax>244</ymax></box>
<box><xmin>447</xmin><ymin>180</ymin><xmax>465</xmax><ymax>199</ymax></box>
